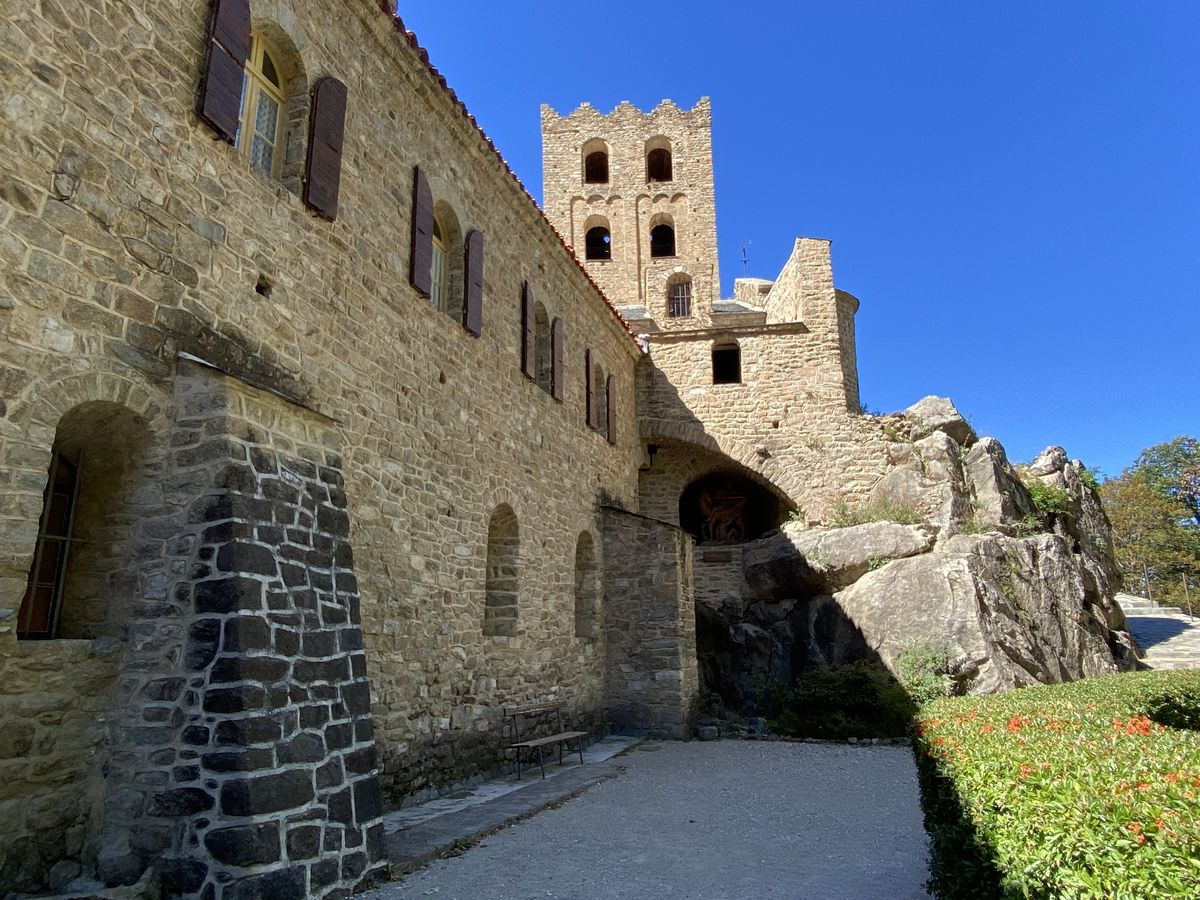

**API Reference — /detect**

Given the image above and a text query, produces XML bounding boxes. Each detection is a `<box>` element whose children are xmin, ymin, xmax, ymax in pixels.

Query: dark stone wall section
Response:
<box><xmin>96</xmin><ymin>362</ymin><xmax>388</xmax><ymax>900</ymax></box>
<box><xmin>168</xmin><ymin>440</ymin><xmax>386</xmax><ymax>898</ymax></box>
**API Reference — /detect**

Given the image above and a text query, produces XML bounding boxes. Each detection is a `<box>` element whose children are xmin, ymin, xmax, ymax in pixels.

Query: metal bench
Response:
<box><xmin>503</xmin><ymin>701</ymin><xmax>587</xmax><ymax>780</ymax></box>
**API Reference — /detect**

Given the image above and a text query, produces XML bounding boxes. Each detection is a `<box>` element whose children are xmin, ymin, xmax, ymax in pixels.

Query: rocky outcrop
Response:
<box><xmin>834</xmin><ymin>533</ymin><xmax>1124</xmax><ymax>693</ymax></box>
<box><xmin>743</xmin><ymin>521</ymin><xmax>937</xmax><ymax>594</ymax></box>
<box><xmin>903</xmin><ymin>395</ymin><xmax>977</xmax><ymax>446</ymax></box>
<box><xmin>694</xmin><ymin>412</ymin><xmax>1139</xmax><ymax>711</ymax></box>
<box><xmin>964</xmin><ymin>437</ymin><xmax>1037</xmax><ymax>530</ymax></box>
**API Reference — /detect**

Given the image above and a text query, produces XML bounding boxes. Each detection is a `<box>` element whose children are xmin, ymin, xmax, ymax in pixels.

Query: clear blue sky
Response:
<box><xmin>398</xmin><ymin>1</ymin><xmax>1197</xmax><ymax>478</ymax></box>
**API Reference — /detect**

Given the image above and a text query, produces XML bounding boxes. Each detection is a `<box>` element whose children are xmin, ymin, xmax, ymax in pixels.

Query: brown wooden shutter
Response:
<box><xmin>410</xmin><ymin>166</ymin><xmax>433</xmax><ymax>297</ymax></box>
<box><xmin>520</xmin><ymin>282</ymin><xmax>536</xmax><ymax>380</ymax></box>
<box><xmin>550</xmin><ymin>318</ymin><xmax>564</xmax><ymax>402</ymax></box>
<box><xmin>463</xmin><ymin>229</ymin><xmax>484</xmax><ymax>336</ymax></box>
<box><xmin>605</xmin><ymin>374</ymin><xmax>616</xmax><ymax>444</ymax></box>
<box><xmin>584</xmin><ymin>348</ymin><xmax>593</xmax><ymax>428</ymax></box>
<box><xmin>197</xmin><ymin>0</ymin><xmax>251</xmax><ymax>143</ymax></box>
<box><xmin>303</xmin><ymin>77</ymin><xmax>348</xmax><ymax>221</ymax></box>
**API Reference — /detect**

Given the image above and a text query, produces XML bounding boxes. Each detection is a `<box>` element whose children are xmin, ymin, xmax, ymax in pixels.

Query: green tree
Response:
<box><xmin>1102</xmin><ymin>437</ymin><xmax>1200</xmax><ymax>608</ymax></box>
<box><xmin>1135</xmin><ymin>436</ymin><xmax>1200</xmax><ymax>526</ymax></box>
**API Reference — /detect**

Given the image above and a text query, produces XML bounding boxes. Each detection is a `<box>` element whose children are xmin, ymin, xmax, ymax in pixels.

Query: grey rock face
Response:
<box><xmin>834</xmin><ymin>533</ymin><xmax>1123</xmax><ymax>692</ymax></box>
<box><xmin>744</xmin><ymin>522</ymin><xmax>937</xmax><ymax>594</ymax></box>
<box><xmin>903</xmin><ymin>395</ymin><xmax>977</xmax><ymax>446</ymax></box>
<box><xmin>964</xmin><ymin>437</ymin><xmax>1036</xmax><ymax>530</ymax></box>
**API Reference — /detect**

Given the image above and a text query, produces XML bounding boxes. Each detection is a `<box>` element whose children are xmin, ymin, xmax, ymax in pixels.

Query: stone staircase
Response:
<box><xmin>1117</xmin><ymin>593</ymin><xmax>1200</xmax><ymax>670</ymax></box>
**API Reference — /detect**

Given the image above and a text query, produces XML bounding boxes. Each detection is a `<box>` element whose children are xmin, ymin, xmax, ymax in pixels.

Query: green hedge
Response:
<box><xmin>915</xmin><ymin>670</ymin><xmax>1200</xmax><ymax>899</ymax></box>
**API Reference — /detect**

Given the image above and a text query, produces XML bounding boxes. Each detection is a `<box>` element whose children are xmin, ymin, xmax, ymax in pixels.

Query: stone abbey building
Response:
<box><xmin>0</xmin><ymin>0</ymin><xmax>1133</xmax><ymax>896</ymax></box>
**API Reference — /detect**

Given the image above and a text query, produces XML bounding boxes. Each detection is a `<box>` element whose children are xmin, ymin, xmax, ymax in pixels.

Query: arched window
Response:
<box><xmin>484</xmin><ymin>505</ymin><xmax>519</xmax><ymax>637</ymax></box>
<box><xmin>17</xmin><ymin>402</ymin><xmax>151</xmax><ymax>640</ymax></box>
<box><xmin>667</xmin><ymin>276</ymin><xmax>692</xmax><ymax>318</ymax></box>
<box><xmin>712</xmin><ymin>341</ymin><xmax>742</xmax><ymax>385</ymax></box>
<box><xmin>239</xmin><ymin>36</ymin><xmax>286</xmax><ymax>178</ymax></box>
<box><xmin>584</xmin><ymin>151</ymin><xmax>609</xmax><ymax>184</ymax></box>
<box><xmin>585</xmin><ymin>226</ymin><xmax>611</xmax><ymax>260</ymax></box>
<box><xmin>430</xmin><ymin>215</ymin><xmax>448</xmax><ymax>311</ymax></box>
<box><xmin>574</xmin><ymin>532</ymin><xmax>599</xmax><ymax>640</ymax></box>
<box><xmin>650</xmin><ymin>222</ymin><xmax>676</xmax><ymax>258</ymax></box>
<box><xmin>646</xmin><ymin>138</ymin><xmax>673</xmax><ymax>182</ymax></box>
<box><xmin>534</xmin><ymin>301</ymin><xmax>552</xmax><ymax>393</ymax></box>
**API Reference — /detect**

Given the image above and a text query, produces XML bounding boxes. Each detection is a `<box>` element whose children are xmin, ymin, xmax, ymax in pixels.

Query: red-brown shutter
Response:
<box><xmin>520</xmin><ymin>282</ymin><xmax>536</xmax><ymax>380</ymax></box>
<box><xmin>550</xmin><ymin>318</ymin><xmax>564</xmax><ymax>402</ymax></box>
<box><xmin>584</xmin><ymin>348</ymin><xmax>593</xmax><ymax>428</ymax></box>
<box><xmin>197</xmin><ymin>0</ymin><xmax>251</xmax><ymax>143</ymax></box>
<box><xmin>605</xmin><ymin>374</ymin><xmax>616</xmax><ymax>444</ymax></box>
<box><xmin>463</xmin><ymin>229</ymin><xmax>484</xmax><ymax>336</ymax></box>
<box><xmin>303</xmin><ymin>77</ymin><xmax>348</xmax><ymax>221</ymax></box>
<box><xmin>410</xmin><ymin>166</ymin><xmax>433</xmax><ymax>297</ymax></box>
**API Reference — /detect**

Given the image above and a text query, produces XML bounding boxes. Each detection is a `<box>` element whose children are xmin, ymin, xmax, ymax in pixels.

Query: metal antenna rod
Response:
<box><xmin>741</xmin><ymin>240</ymin><xmax>751</xmax><ymax>276</ymax></box>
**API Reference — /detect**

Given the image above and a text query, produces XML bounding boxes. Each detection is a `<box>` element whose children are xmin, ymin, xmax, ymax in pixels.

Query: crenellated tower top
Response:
<box><xmin>541</xmin><ymin>98</ymin><xmax>719</xmax><ymax>329</ymax></box>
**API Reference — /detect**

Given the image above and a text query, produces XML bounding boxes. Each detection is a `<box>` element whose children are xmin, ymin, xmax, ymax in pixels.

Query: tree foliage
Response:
<box><xmin>1101</xmin><ymin>436</ymin><xmax>1200</xmax><ymax>607</ymax></box>
<box><xmin>1135</xmin><ymin>436</ymin><xmax>1200</xmax><ymax>526</ymax></box>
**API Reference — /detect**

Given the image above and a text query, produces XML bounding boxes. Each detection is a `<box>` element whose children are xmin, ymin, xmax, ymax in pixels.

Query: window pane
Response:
<box><xmin>430</xmin><ymin>244</ymin><xmax>445</xmax><ymax>308</ymax></box>
<box><xmin>251</xmin><ymin>136</ymin><xmax>274</xmax><ymax>176</ymax></box>
<box><xmin>254</xmin><ymin>93</ymin><xmax>279</xmax><ymax>143</ymax></box>
<box><xmin>262</xmin><ymin>50</ymin><xmax>281</xmax><ymax>88</ymax></box>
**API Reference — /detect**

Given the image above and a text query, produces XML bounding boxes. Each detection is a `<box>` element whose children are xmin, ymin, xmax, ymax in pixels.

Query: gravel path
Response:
<box><xmin>372</xmin><ymin>740</ymin><xmax>931</xmax><ymax>900</ymax></box>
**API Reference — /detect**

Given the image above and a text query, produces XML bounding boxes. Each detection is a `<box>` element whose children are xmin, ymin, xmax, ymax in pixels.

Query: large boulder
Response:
<box><xmin>870</xmin><ymin>431</ymin><xmax>972</xmax><ymax>529</ymax></box>
<box><xmin>903</xmin><ymin>396</ymin><xmax>977</xmax><ymax>446</ymax></box>
<box><xmin>964</xmin><ymin>437</ymin><xmax>1037</xmax><ymax>530</ymax></box>
<box><xmin>833</xmin><ymin>533</ymin><xmax>1127</xmax><ymax>693</ymax></box>
<box><xmin>743</xmin><ymin>521</ymin><xmax>937</xmax><ymax>595</ymax></box>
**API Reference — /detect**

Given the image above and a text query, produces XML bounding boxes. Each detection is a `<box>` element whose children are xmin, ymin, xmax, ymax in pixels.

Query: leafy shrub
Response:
<box><xmin>831</xmin><ymin>498</ymin><xmax>925</xmax><ymax>527</ymax></box>
<box><xmin>895</xmin><ymin>641</ymin><xmax>953</xmax><ymax>704</ymax></box>
<box><xmin>768</xmin><ymin>661</ymin><xmax>914</xmax><ymax>739</ymax></box>
<box><xmin>1025</xmin><ymin>480</ymin><xmax>1073</xmax><ymax>518</ymax></box>
<box><xmin>915</xmin><ymin>670</ymin><xmax>1200</xmax><ymax>899</ymax></box>
<box><xmin>1012</xmin><ymin>513</ymin><xmax>1048</xmax><ymax>537</ymax></box>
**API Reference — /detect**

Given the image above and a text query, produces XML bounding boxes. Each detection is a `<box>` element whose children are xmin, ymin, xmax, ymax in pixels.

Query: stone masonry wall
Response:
<box><xmin>137</xmin><ymin>360</ymin><xmax>386</xmax><ymax>898</ymax></box>
<box><xmin>0</xmin><ymin>0</ymin><xmax>643</xmax><ymax>890</ymax></box>
<box><xmin>542</xmin><ymin>99</ymin><xmax>720</xmax><ymax>321</ymax></box>
<box><xmin>602</xmin><ymin>508</ymin><xmax>699</xmax><ymax>739</ymax></box>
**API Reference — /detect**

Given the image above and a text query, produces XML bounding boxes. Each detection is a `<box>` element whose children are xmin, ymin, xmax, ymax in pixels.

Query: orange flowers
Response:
<box><xmin>1109</xmin><ymin>715</ymin><xmax>1154</xmax><ymax>736</ymax></box>
<box><xmin>981</xmin><ymin>724</ymin><xmax>995</xmax><ymax>735</ymax></box>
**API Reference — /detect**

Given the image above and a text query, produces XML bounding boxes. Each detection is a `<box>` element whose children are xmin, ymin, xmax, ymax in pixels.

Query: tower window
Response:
<box><xmin>238</xmin><ymin>36</ymin><xmax>286</xmax><ymax>178</ymax></box>
<box><xmin>647</xmin><ymin>147</ymin><xmax>672</xmax><ymax>182</ymax></box>
<box><xmin>649</xmin><ymin>223</ymin><xmax>675</xmax><ymax>258</ymax></box>
<box><xmin>667</xmin><ymin>278</ymin><xmax>692</xmax><ymax>318</ymax></box>
<box><xmin>585</xmin><ymin>226</ymin><xmax>612</xmax><ymax>260</ymax></box>
<box><xmin>584</xmin><ymin>151</ymin><xmax>609</xmax><ymax>184</ymax></box>
<box><xmin>712</xmin><ymin>343</ymin><xmax>741</xmax><ymax>384</ymax></box>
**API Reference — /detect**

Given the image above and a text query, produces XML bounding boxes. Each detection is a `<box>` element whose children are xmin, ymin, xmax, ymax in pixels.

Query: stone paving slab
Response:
<box><xmin>381</xmin><ymin>735</ymin><xmax>640</xmax><ymax>874</ymax></box>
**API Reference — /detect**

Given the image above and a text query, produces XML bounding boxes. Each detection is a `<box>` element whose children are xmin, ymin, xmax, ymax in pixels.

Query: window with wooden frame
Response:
<box><xmin>238</xmin><ymin>35</ymin><xmax>286</xmax><ymax>178</ymax></box>
<box><xmin>17</xmin><ymin>452</ymin><xmax>79</xmax><ymax>639</ymax></box>
<box><xmin>430</xmin><ymin>215</ymin><xmax>448</xmax><ymax>310</ymax></box>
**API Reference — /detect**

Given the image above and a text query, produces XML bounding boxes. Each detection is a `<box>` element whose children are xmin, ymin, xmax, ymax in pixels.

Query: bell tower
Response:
<box><xmin>541</xmin><ymin>98</ymin><xmax>720</xmax><ymax>329</ymax></box>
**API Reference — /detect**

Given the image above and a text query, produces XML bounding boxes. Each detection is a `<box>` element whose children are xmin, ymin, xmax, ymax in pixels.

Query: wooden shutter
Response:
<box><xmin>605</xmin><ymin>374</ymin><xmax>616</xmax><ymax>444</ymax></box>
<box><xmin>520</xmin><ymin>282</ymin><xmax>535</xmax><ymax>380</ymax></box>
<box><xmin>303</xmin><ymin>77</ymin><xmax>348</xmax><ymax>221</ymax></box>
<box><xmin>584</xmin><ymin>348</ymin><xmax>593</xmax><ymax>428</ymax></box>
<box><xmin>410</xmin><ymin>166</ymin><xmax>433</xmax><ymax>297</ymax></box>
<box><xmin>197</xmin><ymin>0</ymin><xmax>251</xmax><ymax>143</ymax></box>
<box><xmin>463</xmin><ymin>229</ymin><xmax>484</xmax><ymax>336</ymax></box>
<box><xmin>550</xmin><ymin>318</ymin><xmax>564</xmax><ymax>402</ymax></box>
